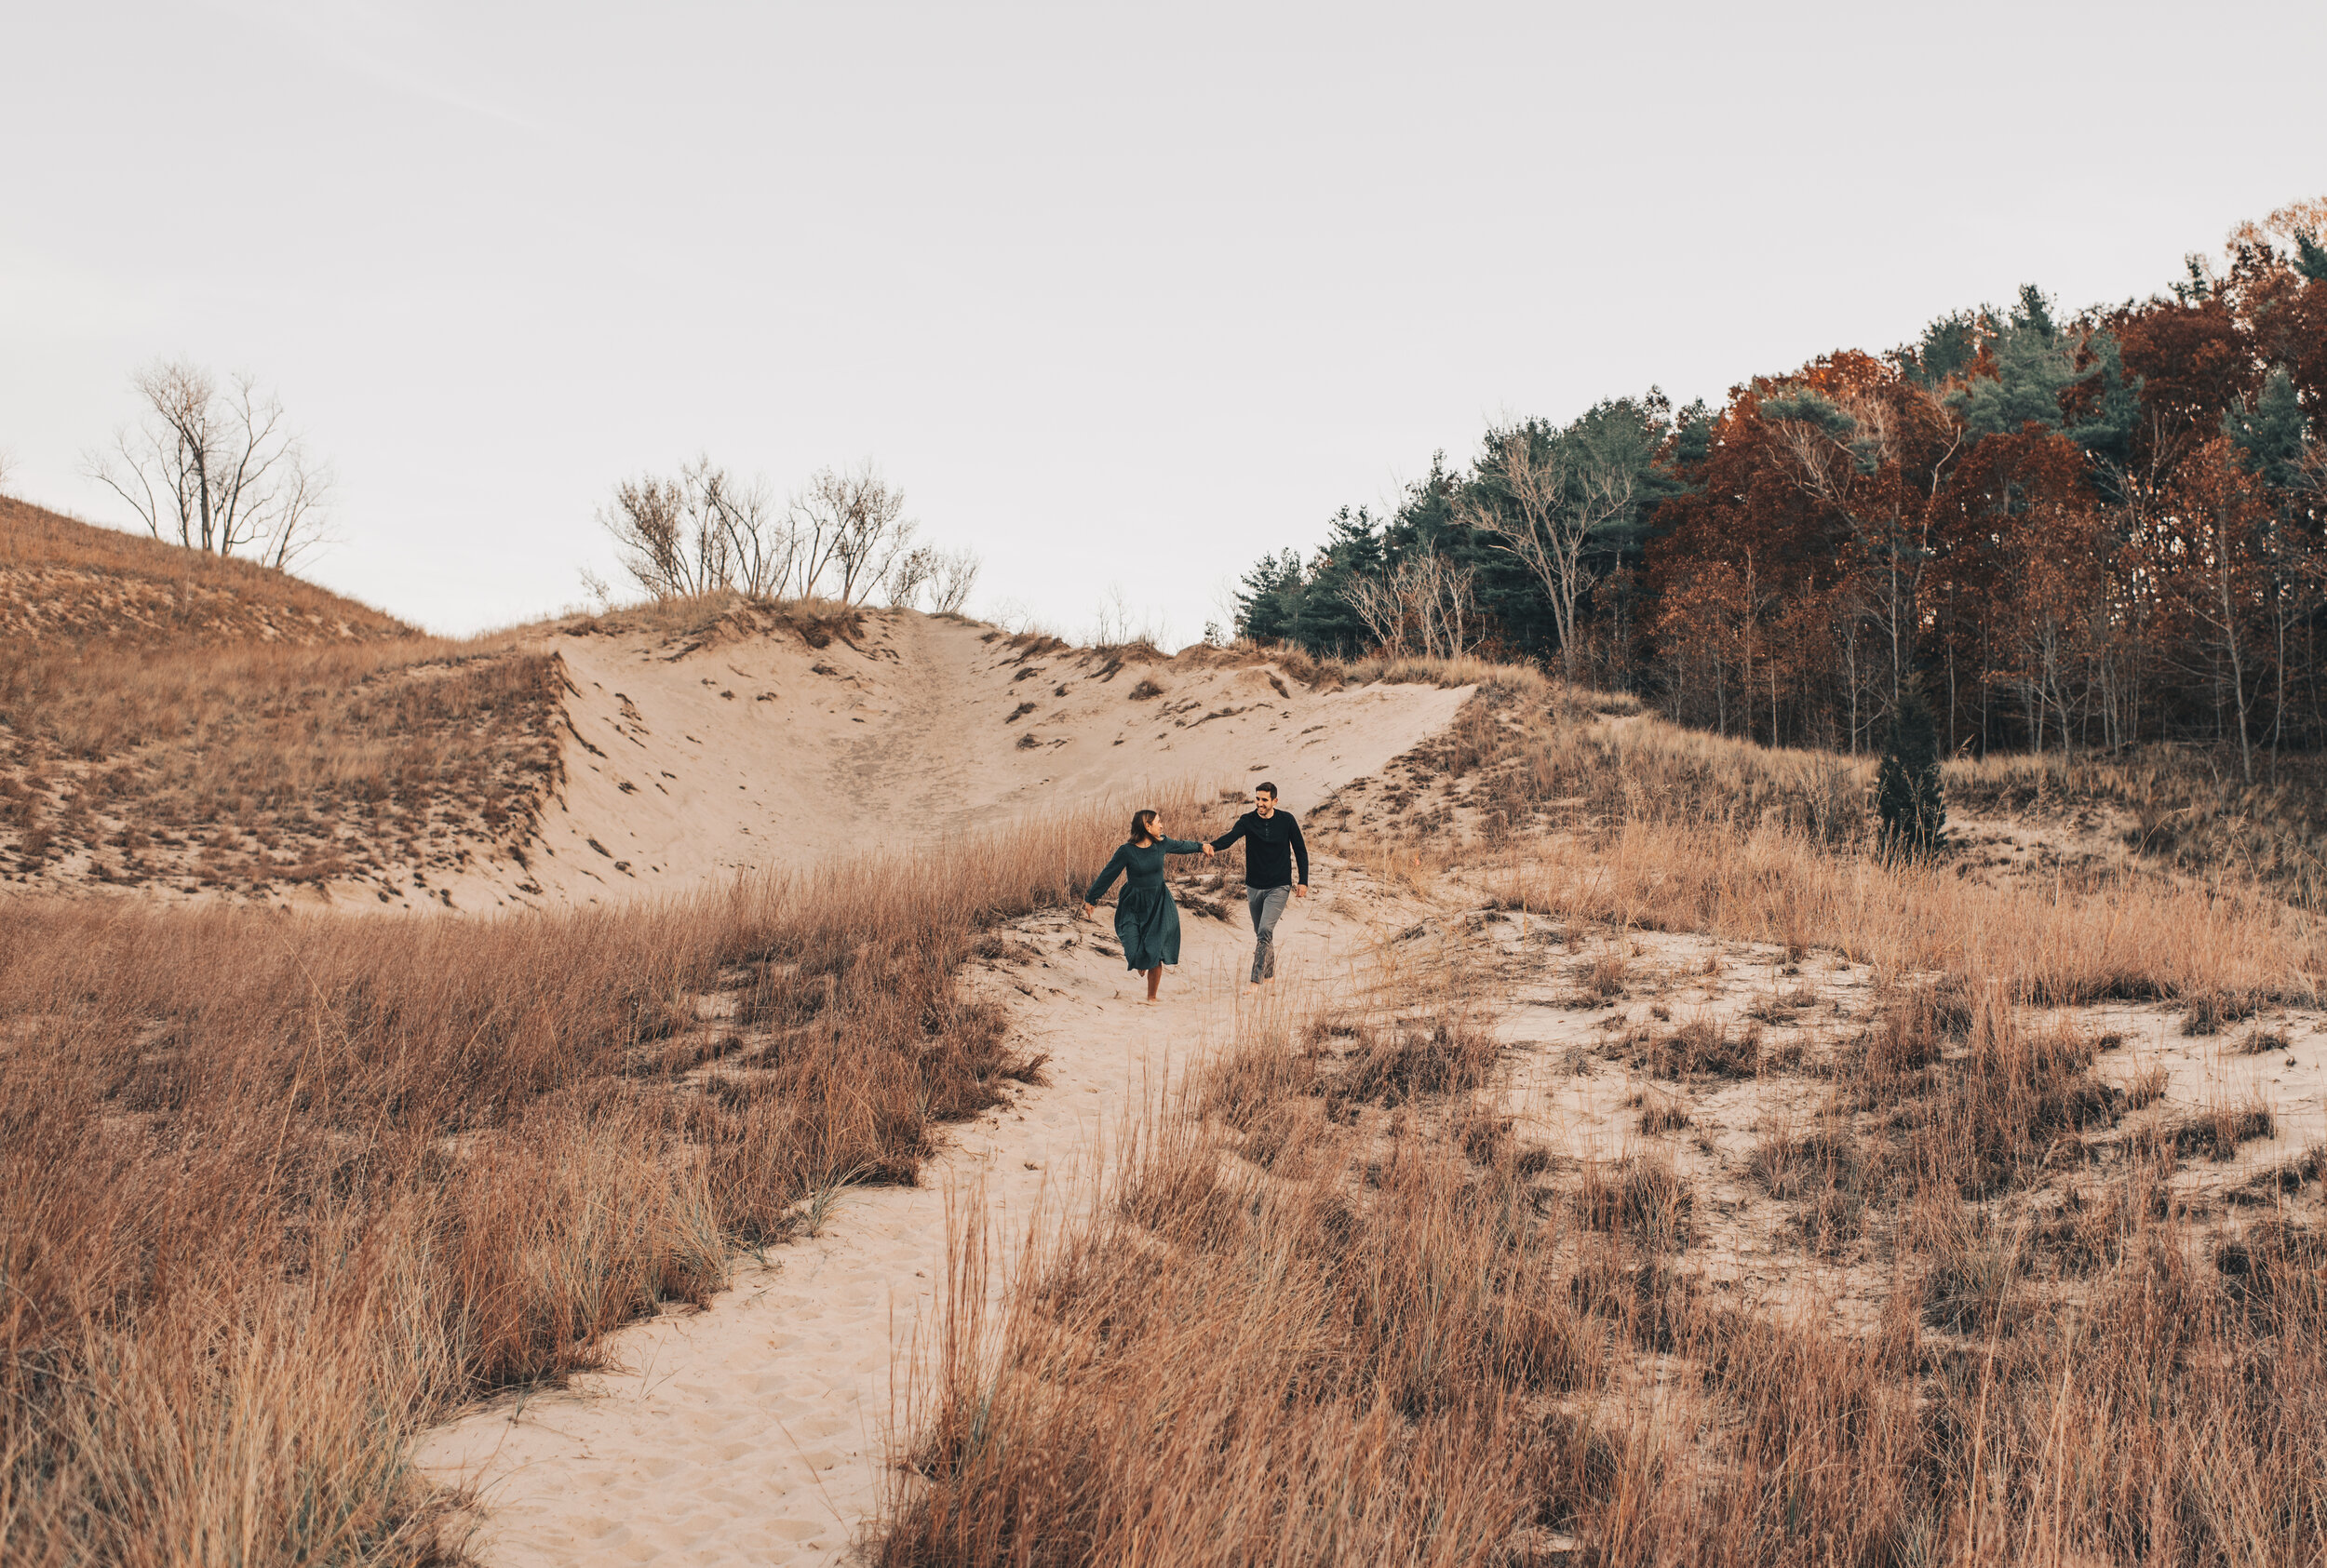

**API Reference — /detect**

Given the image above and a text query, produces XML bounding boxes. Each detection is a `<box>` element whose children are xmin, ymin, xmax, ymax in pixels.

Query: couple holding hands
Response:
<box><xmin>1082</xmin><ymin>782</ymin><xmax>1310</xmax><ymax>1003</ymax></box>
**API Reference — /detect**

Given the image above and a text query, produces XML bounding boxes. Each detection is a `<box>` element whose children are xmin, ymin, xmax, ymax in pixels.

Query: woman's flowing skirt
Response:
<box><xmin>1112</xmin><ymin>883</ymin><xmax>1182</xmax><ymax>971</ymax></box>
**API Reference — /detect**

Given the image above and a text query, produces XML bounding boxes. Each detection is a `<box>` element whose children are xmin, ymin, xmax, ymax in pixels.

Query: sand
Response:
<box><xmin>414</xmin><ymin>876</ymin><xmax>1420</xmax><ymax>1565</ymax></box>
<box><xmin>414</xmin><ymin>858</ymin><xmax>2327</xmax><ymax>1566</ymax></box>
<box><xmin>411</xmin><ymin>619</ymin><xmax>1470</xmax><ymax>1560</ymax></box>
<box><xmin>392</xmin><ymin>611</ymin><xmax>1468</xmax><ymax>913</ymax></box>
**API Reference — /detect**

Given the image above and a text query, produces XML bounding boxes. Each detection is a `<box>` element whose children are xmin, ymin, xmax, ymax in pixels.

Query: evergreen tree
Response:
<box><xmin>2294</xmin><ymin>229</ymin><xmax>2327</xmax><ymax>283</ymax></box>
<box><xmin>1901</xmin><ymin>310</ymin><xmax>1980</xmax><ymax>388</ymax></box>
<box><xmin>1300</xmin><ymin>506</ymin><xmax>1388</xmax><ymax>655</ymax></box>
<box><xmin>1673</xmin><ymin>398</ymin><xmax>1716</xmax><ymax>467</ymax></box>
<box><xmin>2224</xmin><ymin>365</ymin><xmax>2310</xmax><ymax>491</ymax></box>
<box><xmin>1875</xmin><ymin>682</ymin><xmax>1946</xmax><ymax>858</ymax></box>
<box><xmin>2066</xmin><ymin>328</ymin><xmax>2142</xmax><ymax>470</ymax></box>
<box><xmin>1234</xmin><ymin>549</ymin><xmax>1306</xmax><ymax>643</ymax></box>
<box><xmin>1959</xmin><ymin>285</ymin><xmax>2080</xmax><ymax>437</ymax></box>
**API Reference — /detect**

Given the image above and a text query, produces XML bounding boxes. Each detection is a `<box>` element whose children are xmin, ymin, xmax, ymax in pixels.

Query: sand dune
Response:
<box><xmin>411</xmin><ymin>625</ymin><xmax>1474</xmax><ymax>1560</ymax></box>
<box><xmin>409</xmin><ymin>611</ymin><xmax>1467</xmax><ymax>912</ymax></box>
<box><xmin>416</xmin><ymin>869</ymin><xmax>1432</xmax><ymax>1564</ymax></box>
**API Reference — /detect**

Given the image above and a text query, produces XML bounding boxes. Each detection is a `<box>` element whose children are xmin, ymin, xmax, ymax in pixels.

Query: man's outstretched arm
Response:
<box><xmin>1291</xmin><ymin>815</ymin><xmax>1310</xmax><ymax>892</ymax></box>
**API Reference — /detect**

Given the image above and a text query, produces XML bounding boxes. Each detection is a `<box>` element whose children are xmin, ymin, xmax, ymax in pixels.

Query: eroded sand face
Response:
<box><xmin>373</xmin><ymin>612</ymin><xmax>1468</xmax><ymax>913</ymax></box>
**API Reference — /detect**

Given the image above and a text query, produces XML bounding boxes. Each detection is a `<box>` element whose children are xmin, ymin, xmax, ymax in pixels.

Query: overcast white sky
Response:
<box><xmin>5</xmin><ymin>1</ymin><xmax>2323</xmax><ymax>642</ymax></box>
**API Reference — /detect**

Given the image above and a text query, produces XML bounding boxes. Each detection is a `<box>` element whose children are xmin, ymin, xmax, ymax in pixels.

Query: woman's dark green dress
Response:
<box><xmin>1085</xmin><ymin>838</ymin><xmax>1201</xmax><ymax>971</ymax></box>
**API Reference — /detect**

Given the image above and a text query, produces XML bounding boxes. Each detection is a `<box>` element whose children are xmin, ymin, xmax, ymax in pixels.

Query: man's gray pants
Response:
<box><xmin>1245</xmin><ymin>885</ymin><xmax>1292</xmax><ymax>983</ymax></box>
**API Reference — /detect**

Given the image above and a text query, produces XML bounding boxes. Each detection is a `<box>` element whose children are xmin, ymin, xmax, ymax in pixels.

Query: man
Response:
<box><xmin>1206</xmin><ymin>781</ymin><xmax>1309</xmax><ymax>987</ymax></box>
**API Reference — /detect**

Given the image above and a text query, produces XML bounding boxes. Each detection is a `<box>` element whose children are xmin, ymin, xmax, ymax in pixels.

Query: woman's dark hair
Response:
<box><xmin>1129</xmin><ymin>809</ymin><xmax>1159</xmax><ymax>843</ymax></box>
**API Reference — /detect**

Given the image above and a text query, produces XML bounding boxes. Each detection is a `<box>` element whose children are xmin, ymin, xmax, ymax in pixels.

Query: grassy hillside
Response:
<box><xmin>0</xmin><ymin>499</ymin><xmax>561</xmax><ymax>902</ymax></box>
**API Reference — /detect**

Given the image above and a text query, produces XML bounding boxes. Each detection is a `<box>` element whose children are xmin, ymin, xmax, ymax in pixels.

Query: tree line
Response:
<box><xmin>1236</xmin><ymin>198</ymin><xmax>2327</xmax><ymax>778</ymax></box>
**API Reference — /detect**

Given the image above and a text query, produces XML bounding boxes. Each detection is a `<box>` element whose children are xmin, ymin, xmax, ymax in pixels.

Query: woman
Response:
<box><xmin>1082</xmin><ymin>809</ymin><xmax>1212</xmax><ymax>1004</ymax></box>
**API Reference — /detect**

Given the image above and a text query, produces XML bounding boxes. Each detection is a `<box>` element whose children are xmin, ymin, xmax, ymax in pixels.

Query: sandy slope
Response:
<box><xmin>414</xmin><ymin>851</ymin><xmax>2327</xmax><ymax>1566</ymax></box>
<box><xmin>415</xmin><ymin>870</ymin><xmax>1426</xmax><ymax>1565</ymax></box>
<box><xmin>411</xmin><ymin>625</ymin><xmax>1472</xmax><ymax>1560</ymax></box>
<box><xmin>399</xmin><ymin>612</ymin><xmax>1466</xmax><ymax>913</ymax></box>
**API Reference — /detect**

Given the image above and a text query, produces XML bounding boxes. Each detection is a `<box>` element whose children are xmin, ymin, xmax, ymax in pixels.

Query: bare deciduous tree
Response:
<box><xmin>599</xmin><ymin>453</ymin><xmax>954</xmax><ymax>610</ymax></box>
<box><xmin>600</xmin><ymin>456</ymin><xmax>805</xmax><ymax>602</ymax></box>
<box><xmin>791</xmin><ymin>462</ymin><xmax>914</xmax><ymax>607</ymax></box>
<box><xmin>84</xmin><ymin>359</ymin><xmax>332</xmax><ymax>568</ymax></box>
<box><xmin>1463</xmin><ymin>430</ymin><xmax>1634</xmax><ymax>682</ymax></box>
<box><xmin>1398</xmin><ymin>554</ymin><xmax>1482</xmax><ymax>659</ymax></box>
<box><xmin>694</xmin><ymin>461</ymin><xmax>793</xmax><ymax>600</ymax></box>
<box><xmin>926</xmin><ymin>546</ymin><xmax>980</xmax><ymax>614</ymax></box>
<box><xmin>1341</xmin><ymin>570</ymin><xmax>1408</xmax><ymax>654</ymax></box>
<box><xmin>882</xmin><ymin>543</ymin><xmax>981</xmax><ymax>613</ymax></box>
<box><xmin>887</xmin><ymin>544</ymin><xmax>938</xmax><ymax>609</ymax></box>
<box><xmin>600</xmin><ymin>472</ymin><xmax>718</xmax><ymax>599</ymax></box>
<box><xmin>1093</xmin><ymin>583</ymin><xmax>1137</xmax><ymax>647</ymax></box>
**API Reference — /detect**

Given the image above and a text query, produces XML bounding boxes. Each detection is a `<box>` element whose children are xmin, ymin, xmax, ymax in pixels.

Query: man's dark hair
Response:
<box><xmin>1255</xmin><ymin>782</ymin><xmax>1277</xmax><ymax>798</ymax></box>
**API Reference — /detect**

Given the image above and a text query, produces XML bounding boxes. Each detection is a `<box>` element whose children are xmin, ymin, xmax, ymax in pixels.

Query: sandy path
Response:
<box><xmin>830</xmin><ymin>610</ymin><xmax>975</xmax><ymax>844</ymax></box>
<box><xmin>417</xmin><ymin>881</ymin><xmax>1398</xmax><ymax>1566</ymax></box>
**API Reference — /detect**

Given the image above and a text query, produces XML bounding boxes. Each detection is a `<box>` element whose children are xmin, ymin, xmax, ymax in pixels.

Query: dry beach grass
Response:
<box><xmin>8</xmin><ymin>604</ymin><xmax>2327</xmax><ymax>1566</ymax></box>
<box><xmin>0</xmin><ymin>786</ymin><xmax>1225</xmax><ymax>1565</ymax></box>
<box><xmin>0</xmin><ymin>500</ymin><xmax>563</xmax><ymax>899</ymax></box>
<box><xmin>878</xmin><ymin>682</ymin><xmax>2327</xmax><ymax>1568</ymax></box>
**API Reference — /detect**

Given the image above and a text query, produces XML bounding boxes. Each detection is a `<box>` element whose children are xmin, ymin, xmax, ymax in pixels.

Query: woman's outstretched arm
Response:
<box><xmin>1157</xmin><ymin>837</ymin><xmax>1204</xmax><ymax>856</ymax></box>
<box><xmin>1083</xmin><ymin>846</ymin><xmax>1130</xmax><ymax>908</ymax></box>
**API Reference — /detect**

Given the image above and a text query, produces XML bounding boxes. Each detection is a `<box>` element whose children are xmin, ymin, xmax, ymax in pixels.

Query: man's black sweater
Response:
<box><xmin>1208</xmin><ymin>810</ymin><xmax>1309</xmax><ymax>890</ymax></box>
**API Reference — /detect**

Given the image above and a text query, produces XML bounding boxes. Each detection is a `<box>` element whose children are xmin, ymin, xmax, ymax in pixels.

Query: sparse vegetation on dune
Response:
<box><xmin>0</xmin><ymin>495</ymin><xmax>404</xmax><ymax>644</ymax></box>
<box><xmin>13</xmin><ymin>578</ymin><xmax>2327</xmax><ymax>1568</ymax></box>
<box><xmin>884</xmin><ymin>882</ymin><xmax>2327</xmax><ymax>1568</ymax></box>
<box><xmin>553</xmin><ymin>584</ymin><xmax>870</xmax><ymax>652</ymax></box>
<box><xmin>1950</xmin><ymin>743</ymin><xmax>2327</xmax><ymax>904</ymax></box>
<box><xmin>0</xmin><ymin>789</ymin><xmax>1225</xmax><ymax>1566</ymax></box>
<box><xmin>1325</xmin><ymin>664</ymin><xmax>2327</xmax><ymax>913</ymax></box>
<box><xmin>2</xmin><ymin>637</ymin><xmax>563</xmax><ymax>891</ymax></box>
<box><xmin>1</xmin><ymin>498</ymin><xmax>565</xmax><ymax>900</ymax></box>
<box><xmin>1497</xmin><ymin>818</ymin><xmax>2312</xmax><ymax>1007</ymax></box>
<box><xmin>878</xmin><ymin>652</ymin><xmax>2327</xmax><ymax>1567</ymax></box>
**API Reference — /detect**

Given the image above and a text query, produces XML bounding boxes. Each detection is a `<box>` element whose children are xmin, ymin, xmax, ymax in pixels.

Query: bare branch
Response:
<box><xmin>1340</xmin><ymin>570</ymin><xmax>1406</xmax><ymax>654</ymax></box>
<box><xmin>599</xmin><ymin>472</ymin><xmax>692</xmax><ymax>599</ymax></box>
<box><xmin>701</xmin><ymin>466</ymin><xmax>793</xmax><ymax>601</ymax></box>
<box><xmin>81</xmin><ymin>358</ymin><xmax>331</xmax><ymax>566</ymax></box>
<box><xmin>927</xmin><ymin>546</ymin><xmax>980</xmax><ymax>614</ymax></box>
<box><xmin>887</xmin><ymin>544</ymin><xmax>937</xmax><ymax>609</ymax></box>
<box><xmin>260</xmin><ymin>443</ymin><xmax>334</xmax><ymax>570</ymax></box>
<box><xmin>791</xmin><ymin>462</ymin><xmax>914</xmax><ymax>607</ymax></box>
<box><xmin>1465</xmin><ymin>430</ymin><xmax>1633</xmax><ymax>679</ymax></box>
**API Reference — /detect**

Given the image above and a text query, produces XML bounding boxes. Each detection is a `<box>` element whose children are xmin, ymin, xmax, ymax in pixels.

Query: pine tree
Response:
<box><xmin>1875</xmin><ymin>682</ymin><xmax>1946</xmax><ymax>858</ymax></box>
<box><xmin>1234</xmin><ymin>549</ymin><xmax>1306</xmax><ymax>643</ymax></box>
<box><xmin>1299</xmin><ymin>507</ymin><xmax>1388</xmax><ymax>655</ymax></box>
<box><xmin>1958</xmin><ymin>285</ymin><xmax>2080</xmax><ymax>437</ymax></box>
<box><xmin>2224</xmin><ymin>365</ymin><xmax>2309</xmax><ymax>491</ymax></box>
<box><xmin>2294</xmin><ymin>229</ymin><xmax>2327</xmax><ymax>283</ymax></box>
<box><xmin>1901</xmin><ymin>310</ymin><xmax>1980</xmax><ymax>388</ymax></box>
